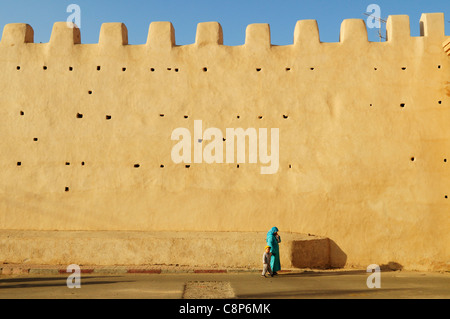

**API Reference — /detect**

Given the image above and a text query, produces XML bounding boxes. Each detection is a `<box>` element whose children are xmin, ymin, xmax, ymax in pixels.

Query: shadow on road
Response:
<box><xmin>0</xmin><ymin>275</ymin><xmax>131</xmax><ymax>289</ymax></box>
<box><xmin>279</xmin><ymin>270</ymin><xmax>367</xmax><ymax>277</ymax></box>
<box><xmin>280</xmin><ymin>263</ymin><xmax>403</xmax><ymax>278</ymax></box>
<box><xmin>237</xmin><ymin>287</ymin><xmax>411</xmax><ymax>298</ymax></box>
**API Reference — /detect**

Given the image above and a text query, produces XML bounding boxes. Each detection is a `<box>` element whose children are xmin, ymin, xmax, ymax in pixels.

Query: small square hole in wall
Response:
<box><xmin>184</xmin><ymin>115</ymin><xmax>188</xmax><ymax>119</ymax></box>
<box><xmin>65</xmin><ymin>162</ymin><xmax>70</xmax><ymax>166</ymax></box>
<box><xmin>174</xmin><ymin>68</ymin><xmax>179</xmax><ymax>72</ymax></box>
<box><xmin>236</xmin><ymin>164</ymin><xmax>240</xmax><ymax>168</ymax></box>
<box><xmin>76</xmin><ymin>113</ymin><xmax>83</xmax><ymax>118</ymax></box>
<box><xmin>81</xmin><ymin>161</ymin><xmax>85</xmax><ymax>166</ymax></box>
<box><xmin>43</xmin><ymin>66</ymin><xmax>48</xmax><ymax>70</ymax></box>
<box><xmin>285</xmin><ymin>67</ymin><xmax>291</xmax><ymax>71</ymax></box>
<box><xmin>185</xmin><ymin>164</ymin><xmax>190</xmax><ymax>168</ymax></box>
<box><xmin>289</xmin><ymin>164</ymin><xmax>292</xmax><ymax>168</ymax></box>
<box><xmin>444</xmin><ymin>158</ymin><xmax>447</xmax><ymax>163</ymax></box>
<box><xmin>438</xmin><ymin>101</ymin><xmax>442</xmax><ymax>105</ymax></box>
<box><xmin>97</xmin><ymin>66</ymin><xmax>101</xmax><ymax>71</ymax></box>
<box><xmin>65</xmin><ymin>187</ymin><xmax>69</xmax><ymax>192</ymax></box>
<box><xmin>17</xmin><ymin>162</ymin><xmax>21</xmax><ymax>166</ymax></box>
<box><xmin>283</xmin><ymin>114</ymin><xmax>289</xmax><ymax>119</ymax></box>
<box><xmin>33</xmin><ymin>137</ymin><xmax>38</xmax><ymax>141</ymax></box>
<box><xmin>445</xmin><ymin>195</ymin><xmax>448</xmax><ymax>199</ymax></box>
<box><xmin>203</xmin><ymin>67</ymin><xmax>208</xmax><ymax>72</ymax></box>
<box><xmin>400</xmin><ymin>103</ymin><xmax>405</xmax><ymax>108</ymax></box>
<box><xmin>237</xmin><ymin>115</ymin><xmax>240</xmax><ymax>119</ymax></box>
<box><xmin>167</xmin><ymin>68</ymin><xmax>171</xmax><ymax>71</ymax></box>
<box><xmin>401</xmin><ymin>67</ymin><xmax>407</xmax><ymax>70</ymax></box>
<box><xmin>374</xmin><ymin>67</ymin><xmax>377</xmax><ymax>71</ymax></box>
<box><xmin>69</xmin><ymin>66</ymin><xmax>73</xmax><ymax>71</ymax></box>
<box><xmin>258</xmin><ymin>115</ymin><xmax>263</xmax><ymax>119</ymax></box>
<box><xmin>411</xmin><ymin>157</ymin><xmax>415</xmax><ymax>162</ymax></box>
<box><xmin>17</xmin><ymin>66</ymin><xmax>20</xmax><ymax>70</ymax></box>
<box><xmin>256</xmin><ymin>68</ymin><xmax>261</xmax><ymax>72</ymax></box>
<box><xmin>310</xmin><ymin>67</ymin><xmax>315</xmax><ymax>71</ymax></box>
<box><xmin>122</xmin><ymin>67</ymin><xmax>126</xmax><ymax>72</ymax></box>
<box><xmin>150</xmin><ymin>68</ymin><xmax>155</xmax><ymax>72</ymax></box>
<box><xmin>20</xmin><ymin>111</ymin><xmax>24</xmax><ymax>116</ymax></box>
<box><xmin>134</xmin><ymin>164</ymin><xmax>140</xmax><ymax>168</ymax></box>
<box><xmin>438</xmin><ymin>65</ymin><xmax>441</xmax><ymax>69</ymax></box>
<box><xmin>160</xmin><ymin>164</ymin><xmax>164</xmax><ymax>168</ymax></box>
<box><xmin>160</xmin><ymin>114</ymin><xmax>164</xmax><ymax>117</ymax></box>
<box><xmin>106</xmin><ymin>115</ymin><xmax>111</xmax><ymax>120</ymax></box>
<box><xmin>88</xmin><ymin>91</ymin><xmax>93</xmax><ymax>95</ymax></box>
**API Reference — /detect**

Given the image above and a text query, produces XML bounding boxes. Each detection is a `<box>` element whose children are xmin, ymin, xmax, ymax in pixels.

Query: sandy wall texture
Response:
<box><xmin>0</xmin><ymin>13</ymin><xmax>449</xmax><ymax>270</ymax></box>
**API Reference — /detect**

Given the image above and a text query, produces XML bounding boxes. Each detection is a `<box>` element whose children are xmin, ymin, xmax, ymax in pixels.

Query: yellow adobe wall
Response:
<box><xmin>0</xmin><ymin>13</ymin><xmax>449</xmax><ymax>270</ymax></box>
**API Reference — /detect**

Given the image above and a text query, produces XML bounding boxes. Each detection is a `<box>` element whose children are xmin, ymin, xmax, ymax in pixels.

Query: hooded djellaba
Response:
<box><xmin>266</xmin><ymin>226</ymin><xmax>281</xmax><ymax>274</ymax></box>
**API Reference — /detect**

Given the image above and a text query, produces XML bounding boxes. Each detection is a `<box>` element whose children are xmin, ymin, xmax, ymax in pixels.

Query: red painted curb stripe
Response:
<box><xmin>194</xmin><ymin>269</ymin><xmax>227</xmax><ymax>273</ymax></box>
<box><xmin>127</xmin><ymin>269</ymin><xmax>162</xmax><ymax>274</ymax></box>
<box><xmin>59</xmin><ymin>269</ymin><xmax>94</xmax><ymax>274</ymax></box>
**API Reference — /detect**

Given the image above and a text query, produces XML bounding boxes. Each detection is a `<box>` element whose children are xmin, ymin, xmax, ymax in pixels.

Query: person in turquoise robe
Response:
<box><xmin>266</xmin><ymin>226</ymin><xmax>281</xmax><ymax>274</ymax></box>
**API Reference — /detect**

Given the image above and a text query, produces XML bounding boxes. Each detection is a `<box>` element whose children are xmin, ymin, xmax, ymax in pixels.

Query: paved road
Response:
<box><xmin>0</xmin><ymin>270</ymin><xmax>449</xmax><ymax>299</ymax></box>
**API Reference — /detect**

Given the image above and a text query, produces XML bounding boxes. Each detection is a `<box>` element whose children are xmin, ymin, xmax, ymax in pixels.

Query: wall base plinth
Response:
<box><xmin>0</xmin><ymin>230</ymin><xmax>340</xmax><ymax>269</ymax></box>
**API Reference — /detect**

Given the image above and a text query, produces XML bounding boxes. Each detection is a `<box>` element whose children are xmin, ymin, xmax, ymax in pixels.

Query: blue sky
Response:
<box><xmin>0</xmin><ymin>0</ymin><xmax>448</xmax><ymax>45</ymax></box>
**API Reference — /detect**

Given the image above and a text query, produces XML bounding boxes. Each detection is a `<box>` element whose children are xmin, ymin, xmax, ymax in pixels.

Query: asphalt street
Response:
<box><xmin>1</xmin><ymin>270</ymin><xmax>449</xmax><ymax>299</ymax></box>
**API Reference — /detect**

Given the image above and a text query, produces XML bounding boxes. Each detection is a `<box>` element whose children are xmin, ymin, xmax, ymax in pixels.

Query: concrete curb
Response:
<box><xmin>0</xmin><ymin>264</ymin><xmax>305</xmax><ymax>275</ymax></box>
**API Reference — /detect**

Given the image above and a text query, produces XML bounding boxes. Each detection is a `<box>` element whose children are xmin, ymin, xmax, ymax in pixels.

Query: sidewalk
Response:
<box><xmin>0</xmin><ymin>262</ymin><xmax>305</xmax><ymax>275</ymax></box>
